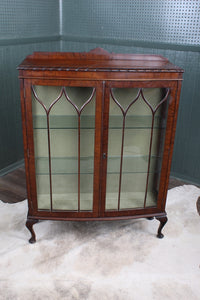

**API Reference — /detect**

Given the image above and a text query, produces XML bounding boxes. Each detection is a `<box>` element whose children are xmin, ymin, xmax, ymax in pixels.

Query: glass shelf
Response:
<box><xmin>33</xmin><ymin>115</ymin><xmax>164</xmax><ymax>129</ymax></box>
<box><xmin>109</xmin><ymin>115</ymin><xmax>163</xmax><ymax>128</ymax></box>
<box><xmin>107</xmin><ymin>155</ymin><xmax>161</xmax><ymax>173</ymax></box>
<box><xmin>33</xmin><ymin>115</ymin><xmax>95</xmax><ymax>129</ymax></box>
<box><xmin>35</xmin><ymin>157</ymin><xmax>94</xmax><ymax>174</ymax></box>
<box><xmin>34</xmin><ymin>155</ymin><xmax>161</xmax><ymax>175</ymax></box>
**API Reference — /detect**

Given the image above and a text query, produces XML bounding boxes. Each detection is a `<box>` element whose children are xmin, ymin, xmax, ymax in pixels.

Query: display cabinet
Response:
<box><xmin>18</xmin><ymin>48</ymin><xmax>183</xmax><ymax>243</ymax></box>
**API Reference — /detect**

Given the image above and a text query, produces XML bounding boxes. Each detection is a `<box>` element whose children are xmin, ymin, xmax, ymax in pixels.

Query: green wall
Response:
<box><xmin>0</xmin><ymin>0</ymin><xmax>60</xmax><ymax>173</ymax></box>
<box><xmin>1</xmin><ymin>0</ymin><xmax>200</xmax><ymax>185</ymax></box>
<box><xmin>61</xmin><ymin>0</ymin><xmax>199</xmax><ymax>46</ymax></box>
<box><xmin>60</xmin><ymin>0</ymin><xmax>200</xmax><ymax>185</ymax></box>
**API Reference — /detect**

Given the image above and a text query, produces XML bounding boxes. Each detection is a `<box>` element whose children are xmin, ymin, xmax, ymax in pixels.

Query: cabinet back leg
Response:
<box><xmin>155</xmin><ymin>216</ymin><xmax>168</xmax><ymax>238</ymax></box>
<box><xmin>26</xmin><ymin>218</ymin><xmax>38</xmax><ymax>243</ymax></box>
<box><xmin>146</xmin><ymin>217</ymin><xmax>154</xmax><ymax>220</ymax></box>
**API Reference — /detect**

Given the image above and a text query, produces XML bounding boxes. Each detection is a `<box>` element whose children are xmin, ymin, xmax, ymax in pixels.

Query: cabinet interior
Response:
<box><xmin>31</xmin><ymin>85</ymin><xmax>168</xmax><ymax>212</ymax></box>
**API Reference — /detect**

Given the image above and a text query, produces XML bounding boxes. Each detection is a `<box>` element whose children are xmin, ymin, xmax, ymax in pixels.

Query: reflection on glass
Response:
<box><xmin>32</xmin><ymin>85</ymin><xmax>95</xmax><ymax>211</ymax></box>
<box><xmin>106</xmin><ymin>87</ymin><xmax>169</xmax><ymax>210</ymax></box>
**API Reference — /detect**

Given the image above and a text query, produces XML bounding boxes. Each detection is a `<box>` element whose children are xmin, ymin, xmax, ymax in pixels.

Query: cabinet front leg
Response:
<box><xmin>155</xmin><ymin>216</ymin><xmax>168</xmax><ymax>239</ymax></box>
<box><xmin>26</xmin><ymin>218</ymin><xmax>38</xmax><ymax>243</ymax></box>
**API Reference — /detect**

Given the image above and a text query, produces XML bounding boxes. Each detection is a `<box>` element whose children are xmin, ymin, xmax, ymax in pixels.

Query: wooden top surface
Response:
<box><xmin>18</xmin><ymin>48</ymin><xmax>183</xmax><ymax>73</ymax></box>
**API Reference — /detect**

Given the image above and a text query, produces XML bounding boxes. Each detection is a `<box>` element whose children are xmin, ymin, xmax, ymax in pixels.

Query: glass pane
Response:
<box><xmin>106</xmin><ymin>87</ymin><xmax>169</xmax><ymax>210</ymax></box>
<box><xmin>32</xmin><ymin>85</ymin><xmax>95</xmax><ymax>211</ymax></box>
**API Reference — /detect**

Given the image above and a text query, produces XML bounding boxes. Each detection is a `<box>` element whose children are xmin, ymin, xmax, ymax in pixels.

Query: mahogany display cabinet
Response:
<box><xmin>18</xmin><ymin>48</ymin><xmax>183</xmax><ymax>243</ymax></box>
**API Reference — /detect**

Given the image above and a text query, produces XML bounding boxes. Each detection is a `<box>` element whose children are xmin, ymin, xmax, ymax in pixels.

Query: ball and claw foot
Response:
<box><xmin>26</xmin><ymin>218</ymin><xmax>38</xmax><ymax>244</ymax></box>
<box><xmin>29</xmin><ymin>236</ymin><xmax>36</xmax><ymax>244</ymax></box>
<box><xmin>156</xmin><ymin>216</ymin><xmax>168</xmax><ymax>239</ymax></box>
<box><xmin>157</xmin><ymin>232</ymin><xmax>164</xmax><ymax>239</ymax></box>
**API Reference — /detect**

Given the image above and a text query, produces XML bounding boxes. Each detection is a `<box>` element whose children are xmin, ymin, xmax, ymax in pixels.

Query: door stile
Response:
<box><xmin>92</xmin><ymin>81</ymin><xmax>105</xmax><ymax>217</ymax></box>
<box><xmin>158</xmin><ymin>81</ymin><xmax>183</xmax><ymax>211</ymax></box>
<box><xmin>24</xmin><ymin>80</ymin><xmax>39</xmax><ymax>214</ymax></box>
<box><xmin>99</xmin><ymin>83</ymin><xmax>111</xmax><ymax>217</ymax></box>
<box><xmin>20</xmin><ymin>79</ymin><xmax>34</xmax><ymax>214</ymax></box>
<box><xmin>156</xmin><ymin>83</ymin><xmax>178</xmax><ymax>210</ymax></box>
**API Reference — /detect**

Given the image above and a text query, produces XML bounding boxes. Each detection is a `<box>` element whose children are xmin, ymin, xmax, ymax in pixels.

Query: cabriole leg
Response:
<box><xmin>155</xmin><ymin>216</ymin><xmax>168</xmax><ymax>239</ymax></box>
<box><xmin>26</xmin><ymin>218</ymin><xmax>38</xmax><ymax>244</ymax></box>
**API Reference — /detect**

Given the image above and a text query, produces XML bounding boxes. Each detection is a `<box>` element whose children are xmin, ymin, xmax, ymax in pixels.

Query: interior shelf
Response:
<box><xmin>35</xmin><ymin>157</ymin><xmax>94</xmax><ymax>174</ymax></box>
<box><xmin>35</xmin><ymin>155</ymin><xmax>161</xmax><ymax>174</ymax></box>
<box><xmin>109</xmin><ymin>115</ymin><xmax>163</xmax><ymax>128</ymax></box>
<box><xmin>33</xmin><ymin>115</ymin><xmax>164</xmax><ymax>129</ymax></box>
<box><xmin>107</xmin><ymin>155</ymin><xmax>161</xmax><ymax>173</ymax></box>
<box><xmin>33</xmin><ymin>115</ymin><xmax>95</xmax><ymax>129</ymax></box>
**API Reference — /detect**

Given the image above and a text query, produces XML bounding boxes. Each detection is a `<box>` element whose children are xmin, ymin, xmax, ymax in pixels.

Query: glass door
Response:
<box><xmin>30</xmin><ymin>82</ymin><xmax>99</xmax><ymax>215</ymax></box>
<box><xmin>102</xmin><ymin>82</ymin><xmax>170</xmax><ymax>214</ymax></box>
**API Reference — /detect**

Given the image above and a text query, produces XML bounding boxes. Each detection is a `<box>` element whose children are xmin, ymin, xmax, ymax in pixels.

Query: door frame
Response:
<box><xmin>23</xmin><ymin>78</ymin><xmax>103</xmax><ymax>219</ymax></box>
<box><xmin>100</xmin><ymin>80</ymin><xmax>178</xmax><ymax>218</ymax></box>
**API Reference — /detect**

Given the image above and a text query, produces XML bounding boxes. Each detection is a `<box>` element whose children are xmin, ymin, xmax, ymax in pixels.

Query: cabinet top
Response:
<box><xmin>18</xmin><ymin>48</ymin><xmax>183</xmax><ymax>73</ymax></box>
